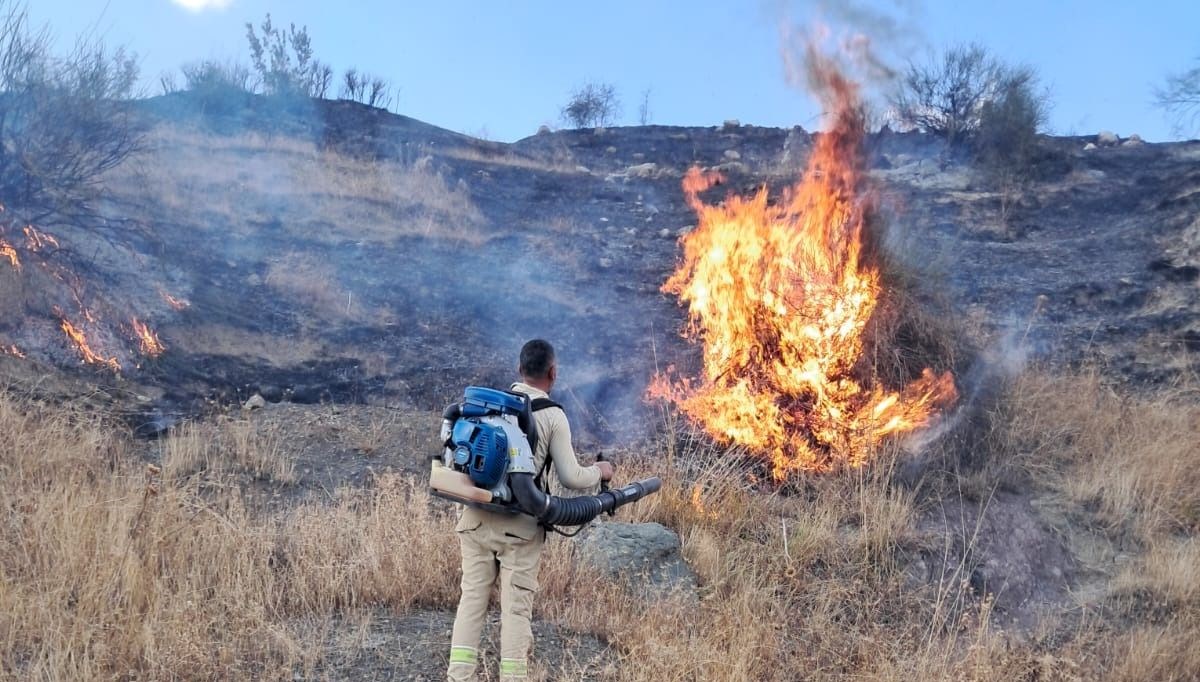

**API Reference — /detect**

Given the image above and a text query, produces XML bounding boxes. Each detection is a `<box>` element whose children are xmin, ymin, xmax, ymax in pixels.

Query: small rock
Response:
<box><xmin>626</xmin><ymin>162</ymin><xmax>658</xmax><ymax>179</ymax></box>
<box><xmin>1122</xmin><ymin>137</ymin><xmax>1144</xmax><ymax>147</ymax></box>
<box><xmin>598</xmin><ymin>257</ymin><xmax>613</xmax><ymax>268</ymax></box>
<box><xmin>1083</xmin><ymin>142</ymin><xmax>1097</xmax><ymax>151</ymax></box>
<box><xmin>536</xmin><ymin>124</ymin><xmax>551</xmax><ymax>135</ymax></box>
<box><xmin>659</xmin><ymin>228</ymin><xmax>672</xmax><ymax>238</ymax></box>
<box><xmin>723</xmin><ymin>149</ymin><xmax>741</xmax><ymax>161</ymax></box>
<box><xmin>1128</xmin><ymin>133</ymin><xmax>1143</xmax><ymax>143</ymax></box>
<box><xmin>1096</xmin><ymin>130</ymin><xmax>1119</xmax><ymax>146</ymax></box>
<box><xmin>605</xmin><ymin>146</ymin><xmax>617</xmax><ymax>154</ymax></box>
<box><xmin>245</xmin><ymin>273</ymin><xmax>262</xmax><ymax>287</ymax></box>
<box><xmin>722</xmin><ymin>119</ymin><xmax>740</xmax><ymax>129</ymax></box>
<box><xmin>243</xmin><ymin>394</ymin><xmax>266</xmax><ymax>411</ymax></box>
<box><xmin>631</xmin><ymin>152</ymin><xmax>645</xmax><ymax>161</ymax></box>
<box><xmin>574</xmin><ymin>165</ymin><xmax>591</xmax><ymax>174</ymax></box>
<box><xmin>677</xmin><ymin>225</ymin><xmax>695</xmax><ymax>236</ymax></box>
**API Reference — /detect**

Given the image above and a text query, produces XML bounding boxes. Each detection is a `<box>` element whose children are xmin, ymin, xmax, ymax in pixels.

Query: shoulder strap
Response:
<box><xmin>529</xmin><ymin>398</ymin><xmax>563</xmax><ymax>492</ymax></box>
<box><xmin>530</xmin><ymin>398</ymin><xmax>562</xmax><ymax>412</ymax></box>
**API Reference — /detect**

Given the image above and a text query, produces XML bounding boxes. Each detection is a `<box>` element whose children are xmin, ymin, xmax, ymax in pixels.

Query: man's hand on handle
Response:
<box><xmin>595</xmin><ymin>460</ymin><xmax>615</xmax><ymax>482</ymax></box>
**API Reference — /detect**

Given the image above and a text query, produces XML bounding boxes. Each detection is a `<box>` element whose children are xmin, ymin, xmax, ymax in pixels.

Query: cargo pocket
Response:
<box><xmin>510</xmin><ymin>570</ymin><xmax>539</xmax><ymax>595</ymax></box>
<box><xmin>455</xmin><ymin>517</ymin><xmax>483</xmax><ymax>533</ymax></box>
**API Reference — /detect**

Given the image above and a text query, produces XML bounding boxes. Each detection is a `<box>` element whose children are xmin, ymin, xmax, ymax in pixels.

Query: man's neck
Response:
<box><xmin>520</xmin><ymin>377</ymin><xmax>553</xmax><ymax>394</ymax></box>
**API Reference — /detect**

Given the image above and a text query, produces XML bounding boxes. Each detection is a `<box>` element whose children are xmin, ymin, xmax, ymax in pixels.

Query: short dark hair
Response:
<box><xmin>519</xmin><ymin>339</ymin><xmax>556</xmax><ymax>379</ymax></box>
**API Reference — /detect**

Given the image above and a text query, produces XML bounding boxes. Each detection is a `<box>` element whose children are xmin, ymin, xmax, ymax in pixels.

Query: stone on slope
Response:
<box><xmin>576</xmin><ymin>522</ymin><xmax>698</xmax><ymax>599</ymax></box>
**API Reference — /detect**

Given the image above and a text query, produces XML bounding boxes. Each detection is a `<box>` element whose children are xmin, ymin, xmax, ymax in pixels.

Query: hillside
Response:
<box><xmin>1</xmin><ymin>93</ymin><xmax>1198</xmax><ymax>680</ymax></box>
<box><xmin>3</xmin><ymin>94</ymin><xmax>1197</xmax><ymax>431</ymax></box>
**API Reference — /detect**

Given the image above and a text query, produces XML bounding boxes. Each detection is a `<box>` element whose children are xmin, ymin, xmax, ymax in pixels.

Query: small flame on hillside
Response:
<box><xmin>57</xmin><ymin>312</ymin><xmax>119</xmax><ymax>371</ymax></box>
<box><xmin>131</xmin><ymin>317</ymin><xmax>165</xmax><ymax>357</ymax></box>
<box><xmin>651</xmin><ymin>44</ymin><xmax>955</xmax><ymax>478</ymax></box>
<box><xmin>23</xmin><ymin>225</ymin><xmax>59</xmax><ymax>251</ymax></box>
<box><xmin>0</xmin><ymin>238</ymin><xmax>18</xmax><ymax>269</ymax></box>
<box><xmin>159</xmin><ymin>289</ymin><xmax>190</xmax><ymax>311</ymax></box>
<box><xmin>1</xmin><ymin>344</ymin><xmax>24</xmax><ymax>358</ymax></box>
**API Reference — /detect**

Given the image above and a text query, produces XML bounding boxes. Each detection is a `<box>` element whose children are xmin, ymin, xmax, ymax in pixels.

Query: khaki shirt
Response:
<box><xmin>455</xmin><ymin>382</ymin><xmax>602</xmax><ymax>537</ymax></box>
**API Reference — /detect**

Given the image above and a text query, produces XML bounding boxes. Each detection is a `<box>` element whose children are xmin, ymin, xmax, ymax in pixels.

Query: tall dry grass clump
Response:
<box><xmin>0</xmin><ymin>392</ymin><xmax>459</xmax><ymax>680</ymax></box>
<box><xmin>2</xmin><ymin>361</ymin><xmax>1198</xmax><ymax>680</ymax></box>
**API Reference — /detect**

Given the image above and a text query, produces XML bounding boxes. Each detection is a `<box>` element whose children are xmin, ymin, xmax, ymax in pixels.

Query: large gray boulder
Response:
<box><xmin>576</xmin><ymin>522</ymin><xmax>697</xmax><ymax>599</ymax></box>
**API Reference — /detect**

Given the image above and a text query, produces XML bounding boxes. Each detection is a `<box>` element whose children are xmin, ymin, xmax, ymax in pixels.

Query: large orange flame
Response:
<box><xmin>652</xmin><ymin>51</ymin><xmax>955</xmax><ymax>478</ymax></box>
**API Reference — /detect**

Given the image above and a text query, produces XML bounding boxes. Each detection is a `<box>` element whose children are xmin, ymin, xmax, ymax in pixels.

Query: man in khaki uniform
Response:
<box><xmin>447</xmin><ymin>339</ymin><xmax>614</xmax><ymax>682</ymax></box>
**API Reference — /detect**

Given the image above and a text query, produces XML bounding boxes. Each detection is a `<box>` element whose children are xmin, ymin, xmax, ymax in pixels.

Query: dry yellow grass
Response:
<box><xmin>1</xmin><ymin>365</ymin><xmax>1197</xmax><ymax>680</ymax></box>
<box><xmin>104</xmin><ymin>125</ymin><xmax>487</xmax><ymax>247</ymax></box>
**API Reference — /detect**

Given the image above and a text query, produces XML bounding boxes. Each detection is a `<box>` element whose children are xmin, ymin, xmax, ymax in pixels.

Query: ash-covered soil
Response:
<box><xmin>2</xmin><ymin>94</ymin><xmax>1195</xmax><ymax>440</ymax></box>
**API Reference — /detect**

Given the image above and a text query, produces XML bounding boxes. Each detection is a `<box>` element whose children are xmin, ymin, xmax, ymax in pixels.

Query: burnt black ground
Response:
<box><xmin>4</xmin><ymin>95</ymin><xmax>1195</xmax><ymax>443</ymax></box>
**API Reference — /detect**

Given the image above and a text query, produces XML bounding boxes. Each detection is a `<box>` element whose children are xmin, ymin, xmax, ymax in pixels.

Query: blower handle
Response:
<box><xmin>596</xmin><ymin>452</ymin><xmax>613</xmax><ymax>516</ymax></box>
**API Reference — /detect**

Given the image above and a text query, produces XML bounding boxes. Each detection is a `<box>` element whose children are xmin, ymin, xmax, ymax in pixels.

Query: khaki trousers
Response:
<box><xmin>447</xmin><ymin>514</ymin><xmax>545</xmax><ymax>682</ymax></box>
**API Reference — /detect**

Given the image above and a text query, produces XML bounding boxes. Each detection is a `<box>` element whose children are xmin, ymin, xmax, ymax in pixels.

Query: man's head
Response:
<box><xmin>519</xmin><ymin>339</ymin><xmax>557</xmax><ymax>390</ymax></box>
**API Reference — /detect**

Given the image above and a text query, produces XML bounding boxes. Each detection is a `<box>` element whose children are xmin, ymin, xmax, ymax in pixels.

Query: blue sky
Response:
<box><xmin>29</xmin><ymin>1</ymin><xmax>1200</xmax><ymax>142</ymax></box>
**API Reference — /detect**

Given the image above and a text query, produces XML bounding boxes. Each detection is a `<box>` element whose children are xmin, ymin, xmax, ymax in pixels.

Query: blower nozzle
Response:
<box><xmin>510</xmin><ymin>473</ymin><xmax>662</xmax><ymax>527</ymax></box>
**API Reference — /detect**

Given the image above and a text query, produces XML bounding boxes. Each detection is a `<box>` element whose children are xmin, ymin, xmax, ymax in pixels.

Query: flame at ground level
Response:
<box><xmin>0</xmin><ymin>239</ymin><xmax>18</xmax><ymax>270</ymax></box>
<box><xmin>651</xmin><ymin>53</ymin><xmax>955</xmax><ymax>478</ymax></box>
<box><xmin>131</xmin><ymin>317</ymin><xmax>165</xmax><ymax>357</ymax></box>
<box><xmin>58</xmin><ymin>314</ymin><xmax>120</xmax><ymax>371</ymax></box>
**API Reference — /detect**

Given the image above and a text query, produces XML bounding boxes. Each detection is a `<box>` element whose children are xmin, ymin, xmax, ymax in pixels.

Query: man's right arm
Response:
<box><xmin>546</xmin><ymin>409</ymin><xmax>604</xmax><ymax>490</ymax></box>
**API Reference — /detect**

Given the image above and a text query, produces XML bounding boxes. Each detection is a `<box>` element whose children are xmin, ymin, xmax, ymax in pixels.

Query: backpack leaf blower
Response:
<box><xmin>429</xmin><ymin>386</ymin><xmax>660</xmax><ymax>527</ymax></box>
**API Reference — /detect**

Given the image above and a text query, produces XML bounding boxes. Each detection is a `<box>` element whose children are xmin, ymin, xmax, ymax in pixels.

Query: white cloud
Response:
<box><xmin>171</xmin><ymin>0</ymin><xmax>234</xmax><ymax>12</ymax></box>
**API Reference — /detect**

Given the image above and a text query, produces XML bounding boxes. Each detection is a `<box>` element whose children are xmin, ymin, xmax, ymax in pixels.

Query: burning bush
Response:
<box><xmin>652</xmin><ymin>49</ymin><xmax>956</xmax><ymax>477</ymax></box>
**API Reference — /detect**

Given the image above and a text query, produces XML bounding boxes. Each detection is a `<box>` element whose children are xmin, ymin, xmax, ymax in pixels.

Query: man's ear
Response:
<box><xmin>548</xmin><ymin>365</ymin><xmax>557</xmax><ymax>383</ymax></box>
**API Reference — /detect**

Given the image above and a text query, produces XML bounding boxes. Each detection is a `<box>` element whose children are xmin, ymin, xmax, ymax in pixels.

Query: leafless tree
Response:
<box><xmin>890</xmin><ymin>43</ymin><xmax>1004</xmax><ymax>144</ymax></box>
<box><xmin>561</xmin><ymin>82</ymin><xmax>620</xmax><ymax>128</ymax></box>
<box><xmin>340</xmin><ymin>68</ymin><xmax>393</xmax><ymax>110</ymax></box>
<box><xmin>1155</xmin><ymin>59</ymin><xmax>1200</xmax><ymax>137</ymax></box>
<box><xmin>638</xmin><ymin>88</ymin><xmax>652</xmax><ymax>125</ymax></box>
<box><xmin>0</xmin><ymin>0</ymin><xmax>143</xmax><ymax>227</ymax></box>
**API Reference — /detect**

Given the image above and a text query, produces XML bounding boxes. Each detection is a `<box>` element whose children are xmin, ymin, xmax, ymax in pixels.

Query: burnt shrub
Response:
<box><xmin>972</xmin><ymin>65</ymin><xmax>1056</xmax><ymax>226</ymax></box>
<box><xmin>245</xmin><ymin>13</ymin><xmax>332</xmax><ymax>99</ymax></box>
<box><xmin>890</xmin><ymin>43</ymin><xmax>1002</xmax><ymax>144</ymax></box>
<box><xmin>0</xmin><ymin>0</ymin><xmax>143</xmax><ymax>226</ymax></box>
<box><xmin>181</xmin><ymin>59</ymin><xmax>254</xmax><ymax>94</ymax></box>
<box><xmin>339</xmin><ymin>68</ymin><xmax>393</xmax><ymax>110</ymax></box>
<box><xmin>561</xmin><ymin>82</ymin><xmax>620</xmax><ymax>128</ymax></box>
